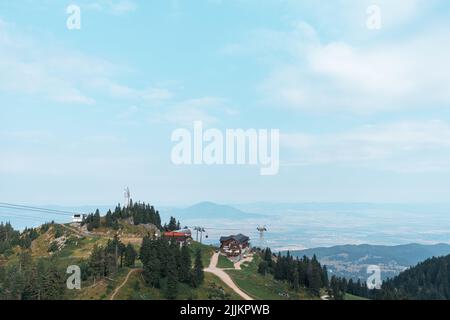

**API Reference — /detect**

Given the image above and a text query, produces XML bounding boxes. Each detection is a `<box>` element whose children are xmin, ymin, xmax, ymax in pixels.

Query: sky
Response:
<box><xmin>1</xmin><ymin>0</ymin><xmax>450</xmax><ymax>206</ymax></box>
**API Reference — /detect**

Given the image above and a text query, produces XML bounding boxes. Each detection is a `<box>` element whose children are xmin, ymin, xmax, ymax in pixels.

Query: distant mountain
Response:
<box><xmin>161</xmin><ymin>202</ymin><xmax>266</xmax><ymax>220</ymax></box>
<box><xmin>286</xmin><ymin>243</ymin><xmax>450</xmax><ymax>280</ymax></box>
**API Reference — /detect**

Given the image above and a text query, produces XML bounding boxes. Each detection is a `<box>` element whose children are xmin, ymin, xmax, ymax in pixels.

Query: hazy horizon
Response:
<box><xmin>2</xmin><ymin>201</ymin><xmax>449</xmax><ymax>250</ymax></box>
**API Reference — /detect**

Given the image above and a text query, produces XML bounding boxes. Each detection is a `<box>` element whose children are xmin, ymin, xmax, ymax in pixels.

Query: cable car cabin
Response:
<box><xmin>72</xmin><ymin>214</ymin><xmax>84</xmax><ymax>224</ymax></box>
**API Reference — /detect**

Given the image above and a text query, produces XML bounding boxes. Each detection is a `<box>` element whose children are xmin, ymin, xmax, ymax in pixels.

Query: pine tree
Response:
<box><xmin>39</xmin><ymin>263</ymin><xmax>64</xmax><ymax>300</ymax></box>
<box><xmin>322</xmin><ymin>265</ymin><xmax>329</xmax><ymax>288</ymax></box>
<box><xmin>191</xmin><ymin>249</ymin><xmax>204</xmax><ymax>288</ymax></box>
<box><xmin>141</xmin><ymin>238</ymin><xmax>161</xmax><ymax>288</ymax></box>
<box><xmin>330</xmin><ymin>276</ymin><xmax>342</xmax><ymax>300</ymax></box>
<box><xmin>263</xmin><ymin>248</ymin><xmax>273</xmax><ymax>264</ymax></box>
<box><xmin>293</xmin><ymin>269</ymin><xmax>300</xmax><ymax>292</ymax></box>
<box><xmin>258</xmin><ymin>261</ymin><xmax>269</xmax><ymax>275</ymax></box>
<box><xmin>179</xmin><ymin>244</ymin><xmax>192</xmax><ymax>283</ymax></box>
<box><xmin>273</xmin><ymin>253</ymin><xmax>284</xmax><ymax>280</ymax></box>
<box><xmin>105</xmin><ymin>210</ymin><xmax>113</xmax><ymax>228</ymax></box>
<box><xmin>143</xmin><ymin>255</ymin><xmax>161</xmax><ymax>288</ymax></box>
<box><xmin>165</xmin><ymin>254</ymin><xmax>178</xmax><ymax>299</ymax></box>
<box><xmin>88</xmin><ymin>245</ymin><xmax>105</xmax><ymax>282</ymax></box>
<box><xmin>157</xmin><ymin>240</ymin><xmax>170</xmax><ymax>278</ymax></box>
<box><xmin>307</xmin><ymin>258</ymin><xmax>322</xmax><ymax>296</ymax></box>
<box><xmin>124</xmin><ymin>244</ymin><xmax>137</xmax><ymax>267</ymax></box>
<box><xmin>139</xmin><ymin>236</ymin><xmax>152</xmax><ymax>266</ymax></box>
<box><xmin>92</xmin><ymin>209</ymin><xmax>101</xmax><ymax>229</ymax></box>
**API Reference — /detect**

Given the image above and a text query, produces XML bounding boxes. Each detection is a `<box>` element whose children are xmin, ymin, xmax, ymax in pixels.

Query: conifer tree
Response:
<box><xmin>124</xmin><ymin>244</ymin><xmax>137</xmax><ymax>267</ymax></box>
<box><xmin>293</xmin><ymin>269</ymin><xmax>300</xmax><ymax>292</ymax></box>
<box><xmin>191</xmin><ymin>249</ymin><xmax>204</xmax><ymax>288</ymax></box>
<box><xmin>93</xmin><ymin>209</ymin><xmax>101</xmax><ymax>229</ymax></box>
<box><xmin>165</xmin><ymin>254</ymin><xmax>178</xmax><ymax>299</ymax></box>
<box><xmin>179</xmin><ymin>244</ymin><xmax>192</xmax><ymax>283</ymax></box>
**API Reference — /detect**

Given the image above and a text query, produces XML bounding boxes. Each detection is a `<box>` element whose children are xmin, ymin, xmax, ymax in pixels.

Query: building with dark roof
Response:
<box><xmin>220</xmin><ymin>234</ymin><xmax>250</xmax><ymax>258</ymax></box>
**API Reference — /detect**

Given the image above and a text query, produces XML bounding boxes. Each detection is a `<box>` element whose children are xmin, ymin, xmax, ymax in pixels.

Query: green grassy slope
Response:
<box><xmin>217</xmin><ymin>254</ymin><xmax>235</xmax><ymax>269</ymax></box>
<box><xmin>1</xmin><ymin>223</ymin><xmax>234</xmax><ymax>300</ymax></box>
<box><xmin>189</xmin><ymin>242</ymin><xmax>215</xmax><ymax>267</ymax></box>
<box><xmin>112</xmin><ymin>269</ymin><xmax>242</xmax><ymax>300</ymax></box>
<box><xmin>226</xmin><ymin>256</ymin><xmax>319</xmax><ymax>300</ymax></box>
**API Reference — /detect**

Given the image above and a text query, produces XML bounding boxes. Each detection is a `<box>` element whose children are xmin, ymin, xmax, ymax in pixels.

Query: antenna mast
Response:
<box><xmin>124</xmin><ymin>187</ymin><xmax>131</xmax><ymax>208</ymax></box>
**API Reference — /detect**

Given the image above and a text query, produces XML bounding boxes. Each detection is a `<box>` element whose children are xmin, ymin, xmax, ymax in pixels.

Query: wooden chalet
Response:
<box><xmin>219</xmin><ymin>234</ymin><xmax>250</xmax><ymax>258</ymax></box>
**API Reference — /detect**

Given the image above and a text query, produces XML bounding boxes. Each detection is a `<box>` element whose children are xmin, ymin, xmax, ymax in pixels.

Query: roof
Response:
<box><xmin>175</xmin><ymin>228</ymin><xmax>192</xmax><ymax>235</ymax></box>
<box><xmin>163</xmin><ymin>231</ymin><xmax>190</xmax><ymax>238</ymax></box>
<box><xmin>220</xmin><ymin>234</ymin><xmax>249</xmax><ymax>244</ymax></box>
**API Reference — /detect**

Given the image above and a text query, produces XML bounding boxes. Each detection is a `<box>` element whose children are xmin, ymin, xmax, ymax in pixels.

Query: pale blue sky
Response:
<box><xmin>1</xmin><ymin>0</ymin><xmax>450</xmax><ymax>205</ymax></box>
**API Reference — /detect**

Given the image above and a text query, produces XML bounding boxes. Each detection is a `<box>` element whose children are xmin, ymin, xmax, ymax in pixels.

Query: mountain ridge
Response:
<box><xmin>160</xmin><ymin>202</ymin><xmax>267</xmax><ymax>220</ymax></box>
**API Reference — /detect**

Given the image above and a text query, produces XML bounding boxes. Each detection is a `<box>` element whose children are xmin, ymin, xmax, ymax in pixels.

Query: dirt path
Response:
<box><xmin>234</xmin><ymin>255</ymin><xmax>253</xmax><ymax>270</ymax></box>
<box><xmin>58</xmin><ymin>224</ymin><xmax>104</xmax><ymax>239</ymax></box>
<box><xmin>58</xmin><ymin>224</ymin><xmax>87</xmax><ymax>237</ymax></box>
<box><xmin>110</xmin><ymin>269</ymin><xmax>141</xmax><ymax>300</ymax></box>
<box><xmin>204</xmin><ymin>253</ymin><xmax>254</xmax><ymax>301</ymax></box>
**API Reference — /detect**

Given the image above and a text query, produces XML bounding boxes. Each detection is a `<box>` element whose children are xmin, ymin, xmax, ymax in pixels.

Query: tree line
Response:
<box><xmin>139</xmin><ymin>236</ymin><xmax>204</xmax><ymax>299</ymax></box>
<box><xmin>0</xmin><ymin>222</ymin><xmax>43</xmax><ymax>255</ymax></box>
<box><xmin>84</xmin><ymin>235</ymin><xmax>138</xmax><ymax>284</ymax></box>
<box><xmin>319</xmin><ymin>254</ymin><xmax>450</xmax><ymax>300</ymax></box>
<box><xmin>257</xmin><ymin>248</ymin><xmax>329</xmax><ymax>296</ymax></box>
<box><xmin>83</xmin><ymin>201</ymin><xmax>162</xmax><ymax>231</ymax></box>
<box><xmin>328</xmin><ymin>276</ymin><xmax>371</xmax><ymax>300</ymax></box>
<box><xmin>0</xmin><ymin>251</ymin><xmax>65</xmax><ymax>300</ymax></box>
<box><xmin>376</xmin><ymin>254</ymin><xmax>450</xmax><ymax>300</ymax></box>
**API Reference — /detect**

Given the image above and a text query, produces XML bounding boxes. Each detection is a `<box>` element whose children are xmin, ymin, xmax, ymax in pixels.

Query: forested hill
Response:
<box><xmin>0</xmin><ymin>202</ymin><xmax>219</xmax><ymax>301</ymax></box>
<box><xmin>331</xmin><ymin>253</ymin><xmax>450</xmax><ymax>300</ymax></box>
<box><xmin>0</xmin><ymin>202</ymin><xmax>333</xmax><ymax>301</ymax></box>
<box><xmin>379</xmin><ymin>254</ymin><xmax>450</xmax><ymax>300</ymax></box>
<box><xmin>288</xmin><ymin>243</ymin><xmax>450</xmax><ymax>280</ymax></box>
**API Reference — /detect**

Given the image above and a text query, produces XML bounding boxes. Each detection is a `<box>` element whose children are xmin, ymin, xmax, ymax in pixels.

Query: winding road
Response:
<box><xmin>204</xmin><ymin>253</ymin><xmax>254</xmax><ymax>301</ymax></box>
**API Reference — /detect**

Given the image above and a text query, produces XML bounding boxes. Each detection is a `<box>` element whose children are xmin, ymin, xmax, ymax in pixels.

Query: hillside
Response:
<box><xmin>332</xmin><ymin>253</ymin><xmax>450</xmax><ymax>300</ymax></box>
<box><xmin>225</xmin><ymin>255</ymin><xmax>320</xmax><ymax>300</ymax></box>
<box><xmin>0</xmin><ymin>207</ymin><xmax>327</xmax><ymax>301</ymax></box>
<box><xmin>0</xmin><ymin>210</ymin><xmax>243</xmax><ymax>301</ymax></box>
<box><xmin>7</xmin><ymin>203</ymin><xmax>447</xmax><ymax>301</ymax></box>
<box><xmin>378</xmin><ymin>254</ymin><xmax>450</xmax><ymax>300</ymax></box>
<box><xmin>2</xmin><ymin>202</ymin><xmax>320</xmax><ymax>301</ymax></box>
<box><xmin>288</xmin><ymin>243</ymin><xmax>450</xmax><ymax>280</ymax></box>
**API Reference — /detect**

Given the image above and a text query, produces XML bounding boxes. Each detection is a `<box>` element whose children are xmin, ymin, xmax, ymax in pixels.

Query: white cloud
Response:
<box><xmin>220</xmin><ymin>1</ymin><xmax>449</xmax><ymax>114</ymax></box>
<box><xmin>214</xmin><ymin>0</ymin><xmax>432</xmax><ymax>33</ymax></box>
<box><xmin>89</xmin><ymin>79</ymin><xmax>173</xmax><ymax>103</ymax></box>
<box><xmin>150</xmin><ymin>97</ymin><xmax>226</xmax><ymax>126</ymax></box>
<box><xmin>0</xmin><ymin>152</ymin><xmax>144</xmax><ymax>177</ymax></box>
<box><xmin>0</xmin><ymin>20</ymin><xmax>105</xmax><ymax>105</ymax></box>
<box><xmin>258</xmin><ymin>23</ymin><xmax>450</xmax><ymax>113</ymax></box>
<box><xmin>282</xmin><ymin>120</ymin><xmax>450</xmax><ymax>172</ymax></box>
<box><xmin>0</xmin><ymin>19</ymin><xmax>171</xmax><ymax>106</ymax></box>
